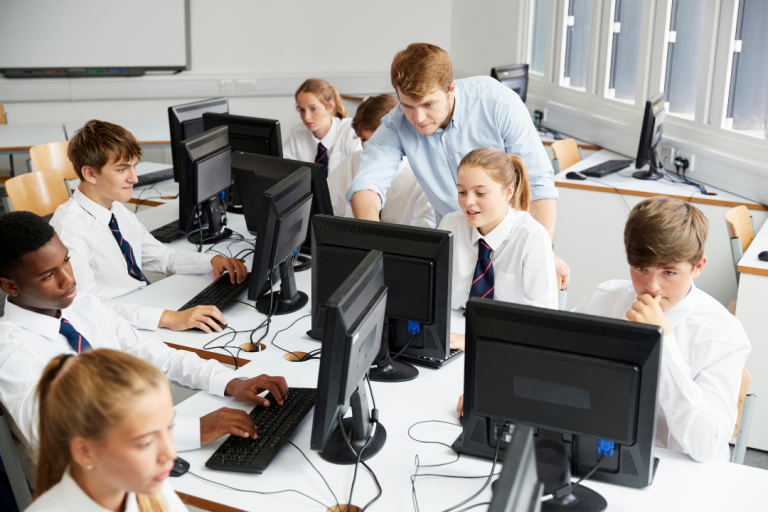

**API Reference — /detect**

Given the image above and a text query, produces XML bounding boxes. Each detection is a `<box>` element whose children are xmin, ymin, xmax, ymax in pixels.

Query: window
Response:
<box><xmin>663</xmin><ymin>0</ymin><xmax>706</xmax><ymax>120</ymax></box>
<box><xmin>724</xmin><ymin>0</ymin><xmax>768</xmax><ymax>139</ymax></box>
<box><xmin>561</xmin><ymin>0</ymin><xmax>592</xmax><ymax>91</ymax></box>
<box><xmin>530</xmin><ymin>0</ymin><xmax>549</xmax><ymax>75</ymax></box>
<box><xmin>605</xmin><ymin>0</ymin><xmax>643</xmax><ymax>103</ymax></box>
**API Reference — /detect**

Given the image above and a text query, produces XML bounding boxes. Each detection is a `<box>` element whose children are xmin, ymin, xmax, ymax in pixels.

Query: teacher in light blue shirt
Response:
<box><xmin>346</xmin><ymin>43</ymin><xmax>569</xmax><ymax>286</ymax></box>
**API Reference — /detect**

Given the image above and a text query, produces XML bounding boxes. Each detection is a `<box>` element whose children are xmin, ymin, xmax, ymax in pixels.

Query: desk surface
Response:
<box><xmin>738</xmin><ymin>216</ymin><xmax>768</xmax><ymax>276</ymax></box>
<box><xmin>64</xmin><ymin>119</ymin><xmax>170</xmax><ymax>145</ymax></box>
<box><xmin>556</xmin><ymin>150</ymin><xmax>767</xmax><ymax>211</ymax></box>
<box><xmin>0</xmin><ymin>123</ymin><xmax>67</xmax><ymax>152</ymax></box>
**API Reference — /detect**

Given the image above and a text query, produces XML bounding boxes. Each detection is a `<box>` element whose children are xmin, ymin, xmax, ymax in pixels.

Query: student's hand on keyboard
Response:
<box><xmin>225</xmin><ymin>375</ymin><xmax>289</xmax><ymax>407</ymax></box>
<box><xmin>211</xmin><ymin>256</ymin><xmax>248</xmax><ymax>284</ymax></box>
<box><xmin>200</xmin><ymin>407</ymin><xmax>257</xmax><ymax>445</ymax></box>
<box><xmin>450</xmin><ymin>332</ymin><xmax>466</xmax><ymax>351</ymax></box>
<box><xmin>456</xmin><ymin>394</ymin><xmax>464</xmax><ymax>419</ymax></box>
<box><xmin>159</xmin><ymin>306</ymin><xmax>226</xmax><ymax>333</ymax></box>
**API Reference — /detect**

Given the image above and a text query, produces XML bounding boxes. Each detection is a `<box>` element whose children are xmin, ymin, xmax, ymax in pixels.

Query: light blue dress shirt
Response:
<box><xmin>346</xmin><ymin>76</ymin><xmax>557</xmax><ymax>222</ymax></box>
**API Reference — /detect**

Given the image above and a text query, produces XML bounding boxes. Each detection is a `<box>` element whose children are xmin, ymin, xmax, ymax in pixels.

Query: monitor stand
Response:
<box><xmin>256</xmin><ymin>257</ymin><xmax>308</xmax><ymax>315</ymax></box>
<box><xmin>633</xmin><ymin>149</ymin><xmax>664</xmax><ymax>181</ymax></box>
<box><xmin>188</xmin><ymin>198</ymin><xmax>232</xmax><ymax>245</ymax></box>
<box><xmin>319</xmin><ymin>384</ymin><xmax>386</xmax><ymax>465</ymax></box>
<box><xmin>368</xmin><ymin>321</ymin><xmax>419</xmax><ymax>383</ymax></box>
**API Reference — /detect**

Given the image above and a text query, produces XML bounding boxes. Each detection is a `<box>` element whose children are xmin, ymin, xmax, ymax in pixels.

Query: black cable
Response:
<box><xmin>456</xmin><ymin>502</ymin><xmax>491</xmax><ymax>511</ymax></box>
<box><xmin>407</xmin><ymin>420</ymin><xmax>464</xmax><ymax>512</ymax></box>
<box><xmin>541</xmin><ymin>454</ymin><xmax>606</xmax><ymax>502</ymax></box>
<box><xmin>339</xmin><ymin>410</ymin><xmax>377</xmax><ymax>510</ymax></box>
<box><xmin>390</xmin><ymin>332</ymin><xmax>416</xmax><ymax>362</ymax></box>
<box><xmin>441</xmin><ymin>436</ymin><xmax>501</xmax><ymax>512</ymax></box>
<box><xmin>365</xmin><ymin>374</ymin><xmax>376</xmax><ymax>411</ymax></box>
<box><xmin>360</xmin><ymin>460</ymin><xmax>382</xmax><ymax>512</ymax></box>
<box><xmin>287</xmin><ymin>441</ymin><xmax>340</xmax><ymax>511</ymax></box>
<box><xmin>187</xmin><ymin>471</ymin><xmax>330</xmax><ymax>509</ymax></box>
<box><xmin>269</xmin><ymin>313</ymin><xmax>314</xmax><ymax>361</ymax></box>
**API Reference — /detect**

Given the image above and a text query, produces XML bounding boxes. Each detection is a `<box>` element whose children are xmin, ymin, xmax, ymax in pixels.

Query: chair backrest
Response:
<box><xmin>29</xmin><ymin>141</ymin><xmax>78</xmax><ymax>181</ymax></box>
<box><xmin>0</xmin><ymin>104</ymin><xmax>6</xmax><ymax>124</ymax></box>
<box><xmin>5</xmin><ymin>171</ymin><xmax>70</xmax><ymax>217</ymax></box>
<box><xmin>550</xmin><ymin>138</ymin><xmax>581</xmax><ymax>171</ymax></box>
<box><xmin>733</xmin><ymin>367</ymin><xmax>752</xmax><ymax>438</ymax></box>
<box><xmin>725</xmin><ymin>206</ymin><xmax>754</xmax><ymax>254</ymax></box>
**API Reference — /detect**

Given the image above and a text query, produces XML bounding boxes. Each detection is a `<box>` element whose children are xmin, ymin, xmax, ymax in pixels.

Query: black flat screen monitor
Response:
<box><xmin>456</xmin><ymin>298</ymin><xmax>662</xmax><ymax>511</ymax></box>
<box><xmin>177</xmin><ymin>126</ymin><xmax>232</xmax><ymax>245</ymax></box>
<box><xmin>311</xmin><ymin>215</ymin><xmax>453</xmax><ymax>383</ymax></box>
<box><xmin>311</xmin><ymin>250</ymin><xmax>388</xmax><ymax>465</ymax></box>
<box><xmin>492</xmin><ymin>64</ymin><xmax>529</xmax><ymax>103</ymax></box>
<box><xmin>247</xmin><ymin>168</ymin><xmax>313</xmax><ymax>315</ymax></box>
<box><xmin>169</xmin><ymin>97</ymin><xmax>228</xmax><ymax>182</ymax></box>
<box><xmin>489</xmin><ymin>424</ymin><xmax>543</xmax><ymax>512</ymax></box>
<box><xmin>202</xmin><ymin>113</ymin><xmax>282</xmax><ymax>157</ymax></box>
<box><xmin>633</xmin><ymin>93</ymin><xmax>666</xmax><ymax>181</ymax></box>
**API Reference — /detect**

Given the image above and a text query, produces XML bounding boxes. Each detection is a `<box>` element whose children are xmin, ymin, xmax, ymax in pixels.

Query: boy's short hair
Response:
<box><xmin>351</xmin><ymin>94</ymin><xmax>398</xmax><ymax>136</ymax></box>
<box><xmin>391</xmin><ymin>43</ymin><xmax>453</xmax><ymax>100</ymax></box>
<box><xmin>624</xmin><ymin>196</ymin><xmax>708</xmax><ymax>268</ymax></box>
<box><xmin>0</xmin><ymin>212</ymin><xmax>56</xmax><ymax>279</ymax></box>
<box><xmin>67</xmin><ymin>120</ymin><xmax>143</xmax><ymax>180</ymax></box>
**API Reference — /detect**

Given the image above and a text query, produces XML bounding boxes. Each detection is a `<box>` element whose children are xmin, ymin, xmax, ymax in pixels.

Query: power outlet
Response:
<box><xmin>236</xmin><ymin>79</ymin><xmax>257</xmax><ymax>92</ymax></box>
<box><xmin>219</xmin><ymin>79</ymin><xmax>234</xmax><ymax>93</ymax></box>
<box><xmin>674</xmin><ymin>149</ymin><xmax>695</xmax><ymax>173</ymax></box>
<box><xmin>659</xmin><ymin>144</ymin><xmax>675</xmax><ymax>170</ymax></box>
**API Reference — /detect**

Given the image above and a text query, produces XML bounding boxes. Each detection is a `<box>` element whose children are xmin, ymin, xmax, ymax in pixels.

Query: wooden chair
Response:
<box><xmin>731</xmin><ymin>368</ymin><xmax>757</xmax><ymax>464</ymax></box>
<box><xmin>5</xmin><ymin>171</ymin><xmax>70</xmax><ymax>216</ymax></box>
<box><xmin>551</xmin><ymin>138</ymin><xmax>581</xmax><ymax>172</ymax></box>
<box><xmin>724</xmin><ymin>206</ymin><xmax>755</xmax><ymax>315</ymax></box>
<box><xmin>29</xmin><ymin>140</ymin><xmax>78</xmax><ymax>181</ymax></box>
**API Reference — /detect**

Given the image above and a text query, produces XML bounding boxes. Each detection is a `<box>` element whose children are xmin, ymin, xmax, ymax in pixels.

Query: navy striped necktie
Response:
<box><xmin>469</xmin><ymin>239</ymin><xmax>495</xmax><ymax>300</ymax></box>
<box><xmin>59</xmin><ymin>318</ymin><xmax>92</xmax><ymax>354</ymax></box>
<box><xmin>315</xmin><ymin>142</ymin><xmax>329</xmax><ymax>177</ymax></box>
<box><xmin>108</xmin><ymin>214</ymin><xmax>149</xmax><ymax>284</ymax></box>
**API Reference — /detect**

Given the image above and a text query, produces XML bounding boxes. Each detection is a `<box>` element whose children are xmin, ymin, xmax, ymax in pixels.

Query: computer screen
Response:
<box><xmin>457</xmin><ymin>298</ymin><xmax>662</xmax><ymax>506</ymax></box>
<box><xmin>168</xmin><ymin>97</ymin><xmax>228</xmax><ymax>182</ymax></box>
<box><xmin>489</xmin><ymin>424</ymin><xmax>543</xmax><ymax>512</ymax></box>
<box><xmin>633</xmin><ymin>93</ymin><xmax>666</xmax><ymax>180</ymax></box>
<box><xmin>310</xmin><ymin>215</ymin><xmax>453</xmax><ymax>382</ymax></box>
<box><xmin>311</xmin><ymin>250</ymin><xmax>388</xmax><ymax>464</ymax></box>
<box><xmin>492</xmin><ymin>64</ymin><xmax>529</xmax><ymax>103</ymax></box>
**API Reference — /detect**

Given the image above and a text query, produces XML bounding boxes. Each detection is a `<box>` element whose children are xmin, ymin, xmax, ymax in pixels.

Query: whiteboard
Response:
<box><xmin>0</xmin><ymin>0</ymin><xmax>188</xmax><ymax>70</ymax></box>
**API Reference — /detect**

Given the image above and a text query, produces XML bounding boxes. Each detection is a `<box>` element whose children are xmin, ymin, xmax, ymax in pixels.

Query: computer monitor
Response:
<box><xmin>489</xmin><ymin>424</ymin><xmax>543</xmax><ymax>512</ymax></box>
<box><xmin>311</xmin><ymin>250</ymin><xmax>388</xmax><ymax>465</ymax></box>
<box><xmin>177</xmin><ymin>126</ymin><xmax>233</xmax><ymax>244</ymax></box>
<box><xmin>456</xmin><ymin>298</ymin><xmax>662</xmax><ymax>511</ymax></box>
<box><xmin>202</xmin><ymin>113</ymin><xmax>282</xmax><ymax>157</ymax></box>
<box><xmin>310</xmin><ymin>215</ymin><xmax>453</xmax><ymax>383</ymax></box>
<box><xmin>633</xmin><ymin>93</ymin><xmax>666</xmax><ymax>181</ymax></box>
<box><xmin>169</xmin><ymin>97</ymin><xmax>228</xmax><ymax>182</ymax></box>
<box><xmin>492</xmin><ymin>64</ymin><xmax>529</xmax><ymax>103</ymax></box>
<box><xmin>247</xmin><ymin>168</ymin><xmax>313</xmax><ymax>315</ymax></box>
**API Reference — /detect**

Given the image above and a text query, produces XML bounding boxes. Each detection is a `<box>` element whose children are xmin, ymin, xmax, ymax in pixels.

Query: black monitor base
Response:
<box><xmin>367</xmin><ymin>321</ymin><xmax>419</xmax><ymax>382</ymax></box>
<box><xmin>255</xmin><ymin>258</ymin><xmax>308</xmax><ymax>315</ymax></box>
<box><xmin>318</xmin><ymin>417</ymin><xmax>387</xmax><ymax>465</ymax></box>
<box><xmin>541</xmin><ymin>486</ymin><xmax>606</xmax><ymax>512</ymax></box>
<box><xmin>633</xmin><ymin>169</ymin><xmax>663</xmax><ymax>180</ymax></box>
<box><xmin>188</xmin><ymin>228</ymin><xmax>232</xmax><ymax>246</ymax></box>
<box><xmin>294</xmin><ymin>254</ymin><xmax>312</xmax><ymax>272</ymax></box>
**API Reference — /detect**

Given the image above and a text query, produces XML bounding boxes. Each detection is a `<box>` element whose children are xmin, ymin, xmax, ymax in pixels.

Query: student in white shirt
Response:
<box><xmin>283</xmin><ymin>78</ymin><xmax>361</xmax><ymax>176</ymax></box>
<box><xmin>328</xmin><ymin>94</ymin><xmax>436</xmax><ymax>228</ymax></box>
<box><xmin>0</xmin><ymin>212</ymin><xmax>288</xmax><ymax>460</ymax></box>
<box><xmin>441</xmin><ymin>149</ymin><xmax>558</xmax><ymax>351</ymax></box>
<box><xmin>50</xmin><ymin>120</ymin><xmax>247</xmax><ymax>333</ymax></box>
<box><xmin>28</xmin><ymin>349</ymin><xmax>187</xmax><ymax>512</ymax></box>
<box><xmin>572</xmin><ymin>196</ymin><xmax>750</xmax><ymax>462</ymax></box>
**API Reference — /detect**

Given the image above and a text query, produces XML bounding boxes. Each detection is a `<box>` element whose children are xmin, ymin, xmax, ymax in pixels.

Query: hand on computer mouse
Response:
<box><xmin>159</xmin><ymin>306</ymin><xmax>226</xmax><ymax>333</ymax></box>
<box><xmin>450</xmin><ymin>332</ymin><xmax>466</xmax><ymax>351</ymax></box>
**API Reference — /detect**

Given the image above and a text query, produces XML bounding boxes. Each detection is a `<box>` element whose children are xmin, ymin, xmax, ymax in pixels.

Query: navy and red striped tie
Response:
<box><xmin>315</xmin><ymin>142</ymin><xmax>329</xmax><ymax>177</ymax></box>
<box><xmin>109</xmin><ymin>214</ymin><xmax>149</xmax><ymax>284</ymax></box>
<box><xmin>59</xmin><ymin>319</ymin><xmax>92</xmax><ymax>354</ymax></box>
<box><xmin>469</xmin><ymin>239</ymin><xmax>494</xmax><ymax>300</ymax></box>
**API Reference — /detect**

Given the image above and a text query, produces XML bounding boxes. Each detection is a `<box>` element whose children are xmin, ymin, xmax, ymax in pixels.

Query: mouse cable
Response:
<box><xmin>269</xmin><ymin>313</ymin><xmax>314</xmax><ymax>361</ymax></box>
<box><xmin>286</xmin><ymin>440</ymin><xmax>340</xmax><ymax>511</ymax></box>
<box><xmin>441</xmin><ymin>436</ymin><xmax>501</xmax><ymax>512</ymax></box>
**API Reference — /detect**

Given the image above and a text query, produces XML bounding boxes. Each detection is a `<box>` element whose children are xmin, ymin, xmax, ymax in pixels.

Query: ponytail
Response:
<box><xmin>295</xmin><ymin>78</ymin><xmax>347</xmax><ymax>119</ymax></box>
<box><xmin>35</xmin><ymin>350</ymin><xmax>168</xmax><ymax>512</ymax></box>
<box><xmin>458</xmin><ymin>149</ymin><xmax>531</xmax><ymax>212</ymax></box>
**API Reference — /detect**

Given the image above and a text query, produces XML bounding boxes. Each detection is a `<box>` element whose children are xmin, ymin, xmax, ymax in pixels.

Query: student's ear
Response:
<box><xmin>70</xmin><ymin>436</ymin><xmax>97</xmax><ymax>471</ymax></box>
<box><xmin>692</xmin><ymin>256</ymin><xmax>707</xmax><ymax>278</ymax></box>
<box><xmin>448</xmin><ymin>81</ymin><xmax>457</xmax><ymax>100</ymax></box>
<box><xmin>80</xmin><ymin>165</ymin><xmax>99</xmax><ymax>185</ymax></box>
<box><xmin>0</xmin><ymin>277</ymin><xmax>20</xmax><ymax>297</ymax></box>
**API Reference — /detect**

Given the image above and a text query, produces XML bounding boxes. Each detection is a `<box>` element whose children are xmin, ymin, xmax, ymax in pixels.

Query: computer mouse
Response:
<box><xmin>170</xmin><ymin>457</ymin><xmax>190</xmax><ymax>477</ymax></box>
<box><xmin>759</xmin><ymin>251</ymin><xmax>768</xmax><ymax>262</ymax></box>
<box><xmin>566</xmin><ymin>171</ymin><xmax>587</xmax><ymax>180</ymax></box>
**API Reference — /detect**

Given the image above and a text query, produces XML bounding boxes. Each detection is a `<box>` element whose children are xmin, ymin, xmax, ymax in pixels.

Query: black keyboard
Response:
<box><xmin>136</xmin><ymin>167</ymin><xmax>174</xmax><ymax>186</ymax></box>
<box><xmin>178</xmin><ymin>273</ymin><xmax>250</xmax><ymax>312</ymax></box>
<box><xmin>397</xmin><ymin>348</ymin><xmax>464</xmax><ymax>369</ymax></box>
<box><xmin>150</xmin><ymin>220</ymin><xmax>185</xmax><ymax>243</ymax></box>
<box><xmin>206</xmin><ymin>388</ymin><xmax>317</xmax><ymax>474</ymax></box>
<box><xmin>581</xmin><ymin>159</ymin><xmax>633</xmax><ymax>177</ymax></box>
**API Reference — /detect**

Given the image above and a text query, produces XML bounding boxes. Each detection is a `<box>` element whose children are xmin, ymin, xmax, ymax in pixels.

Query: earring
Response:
<box><xmin>87</xmin><ymin>465</ymin><xmax>93</xmax><ymax>470</ymax></box>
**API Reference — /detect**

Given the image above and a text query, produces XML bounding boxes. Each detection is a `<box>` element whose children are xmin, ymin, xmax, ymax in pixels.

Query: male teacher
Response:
<box><xmin>346</xmin><ymin>43</ymin><xmax>570</xmax><ymax>287</ymax></box>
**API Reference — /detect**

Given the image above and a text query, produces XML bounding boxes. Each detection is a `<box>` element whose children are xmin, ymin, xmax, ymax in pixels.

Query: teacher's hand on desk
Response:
<box><xmin>225</xmin><ymin>375</ymin><xmax>289</xmax><ymax>407</ymax></box>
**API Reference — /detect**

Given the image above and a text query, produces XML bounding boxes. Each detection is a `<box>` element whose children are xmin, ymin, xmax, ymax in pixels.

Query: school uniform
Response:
<box><xmin>0</xmin><ymin>293</ymin><xmax>242</xmax><ymax>460</ymax></box>
<box><xmin>439</xmin><ymin>207</ymin><xmax>558</xmax><ymax>311</ymax></box>
<box><xmin>574</xmin><ymin>280</ymin><xmax>751</xmax><ymax>462</ymax></box>
<box><xmin>26</xmin><ymin>471</ymin><xmax>188</xmax><ymax>512</ymax></box>
<box><xmin>50</xmin><ymin>189</ymin><xmax>215</xmax><ymax>331</ymax></box>
<box><xmin>283</xmin><ymin>117</ymin><xmax>361</xmax><ymax>176</ymax></box>
<box><xmin>328</xmin><ymin>150</ymin><xmax>436</xmax><ymax>228</ymax></box>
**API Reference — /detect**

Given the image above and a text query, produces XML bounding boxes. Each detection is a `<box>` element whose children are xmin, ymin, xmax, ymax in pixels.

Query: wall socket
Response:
<box><xmin>236</xmin><ymin>79</ymin><xmax>257</xmax><ymax>92</ymax></box>
<box><xmin>219</xmin><ymin>79</ymin><xmax>234</xmax><ymax>93</ymax></box>
<box><xmin>674</xmin><ymin>149</ymin><xmax>695</xmax><ymax>173</ymax></box>
<box><xmin>659</xmin><ymin>144</ymin><xmax>675</xmax><ymax>169</ymax></box>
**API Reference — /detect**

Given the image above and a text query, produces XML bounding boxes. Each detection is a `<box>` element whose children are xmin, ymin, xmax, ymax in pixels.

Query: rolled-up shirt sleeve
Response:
<box><xmin>345</xmin><ymin>122</ymin><xmax>405</xmax><ymax>209</ymax></box>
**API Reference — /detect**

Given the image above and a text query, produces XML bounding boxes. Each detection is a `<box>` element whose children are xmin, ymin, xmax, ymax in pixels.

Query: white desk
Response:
<box><xmin>131</xmin><ymin>162</ymin><xmax>178</xmax><ymax>206</ymax></box>
<box><xmin>0</xmin><ymin>123</ymin><xmax>67</xmax><ymax>176</ymax></box>
<box><xmin>64</xmin><ymin>119</ymin><xmax>170</xmax><ymax>147</ymax></box>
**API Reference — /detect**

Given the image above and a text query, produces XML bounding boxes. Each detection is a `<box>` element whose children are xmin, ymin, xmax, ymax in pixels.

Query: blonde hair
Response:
<box><xmin>35</xmin><ymin>350</ymin><xmax>169</xmax><ymax>512</ymax></box>
<box><xmin>295</xmin><ymin>78</ymin><xmax>347</xmax><ymax>119</ymax></box>
<box><xmin>624</xmin><ymin>196</ymin><xmax>709</xmax><ymax>268</ymax></box>
<box><xmin>459</xmin><ymin>148</ymin><xmax>531</xmax><ymax>212</ymax></box>
<box><xmin>391</xmin><ymin>43</ymin><xmax>453</xmax><ymax>100</ymax></box>
<box><xmin>351</xmin><ymin>94</ymin><xmax>398</xmax><ymax>136</ymax></box>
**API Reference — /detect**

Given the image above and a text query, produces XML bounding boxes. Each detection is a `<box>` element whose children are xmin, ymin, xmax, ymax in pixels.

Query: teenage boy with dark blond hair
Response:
<box><xmin>50</xmin><ymin>120</ymin><xmax>247</xmax><ymax>333</ymax></box>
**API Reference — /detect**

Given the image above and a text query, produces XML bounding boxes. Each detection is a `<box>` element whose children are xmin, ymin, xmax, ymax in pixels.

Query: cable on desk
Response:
<box><xmin>287</xmin><ymin>440</ymin><xmax>340</xmax><ymax>511</ymax></box>
<box><xmin>441</xmin><ymin>436</ymin><xmax>501</xmax><ymax>512</ymax></box>
<box><xmin>456</xmin><ymin>502</ymin><xmax>491</xmax><ymax>511</ymax></box>
<box><xmin>407</xmin><ymin>420</ymin><xmax>463</xmax><ymax>512</ymax></box>
<box><xmin>269</xmin><ymin>313</ymin><xmax>316</xmax><ymax>362</ymax></box>
<box><xmin>338</xmin><ymin>408</ymin><xmax>382</xmax><ymax>512</ymax></box>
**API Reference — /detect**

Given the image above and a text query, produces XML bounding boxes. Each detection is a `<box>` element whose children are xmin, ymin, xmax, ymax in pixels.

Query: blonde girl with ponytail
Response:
<box><xmin>28</xmin><ymin>350</ymin><xmax>187</xmax><ymax>512</ymax></box>
<box><xmin>439</xmin><ymin>148</ymin><xmax>558</xmax><ymax>352</ymax></box>
<box><xmin>283</xmin><ymin>78</ymin><xmax>361</xmax><ymax>176</ymax></box>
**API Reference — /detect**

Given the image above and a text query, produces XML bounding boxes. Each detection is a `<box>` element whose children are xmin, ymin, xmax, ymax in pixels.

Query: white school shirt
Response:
<box><xmin>0</xmin><ymin>294</ymin><xmax>239</xmax><ymax>460</ymax></box>
<box><xmin>573</xmin><ymin>280</ymin><xmax>751</xmax><ymax>462</ymax></box>
<box><xmin>26</xmin><ymin>470</ymin><xmax>188</xmax><ymax>512</ymax></box>
<box><xmin>50</xmin><ymin>188</ymin><xmax>215</xmax><ymax>331</ymax></box>
<box><xmin>328</xmin><ymin>150</ymin><xmax>437</xmax><ymax>228</ymax></box>
<box><xmin>438</xmin><ymin>207</ymin><xmax>558</xmax><ymax>311</ymax></box>
<box><xmin>282</xmin><ymin>117</ymin><xmax>361</xmax><ymax>176</ymax></box>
